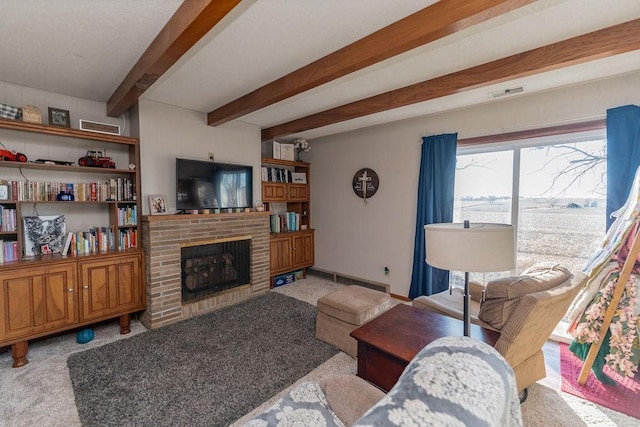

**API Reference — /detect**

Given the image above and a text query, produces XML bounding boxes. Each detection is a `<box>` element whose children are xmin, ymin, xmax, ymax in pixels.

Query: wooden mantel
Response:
<box><xmin>142</xmin><ymin>210</ymin><xmax>270</xmax><ymax>222</ymax></box>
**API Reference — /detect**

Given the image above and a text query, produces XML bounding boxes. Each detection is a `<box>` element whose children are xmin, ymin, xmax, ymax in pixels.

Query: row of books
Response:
<box><xmin>118</xmin><ymin>206</ymin><xmax>138</xmax><ymax>226</ymax></box>
<box><xmin>1</xmin><ymin>178</ymin><xmax>136</xmax><ymax>202</ymax></box>
<box><xmin>64</xmin><ymin>227</ymin><xmax>137</xmax><ymax>255</ymax></box>
<box><xmin>262</xmin><ymin>167</ymin><xmax>293</xmax><ymax>183</ymax></box>
<box><xmin>0</xmin><ymin>206</ymin><xmax>17</xmax><ymax>231</ymax></box>
<box><xmin>270</xmin><ymin>212</ymin><xmax>302</xmax><ymax>233</ymax></box>
<box><xmin>0</xmin><ymin>240</ymin><xmax>18</xmax><ymax>263</ymax></box>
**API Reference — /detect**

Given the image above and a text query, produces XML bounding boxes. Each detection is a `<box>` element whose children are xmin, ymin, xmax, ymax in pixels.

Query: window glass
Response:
<box><xmin>451</xmin><ymin>138</ymin><xmax>606</xmax><ymax>286</ymax></box>
<box><xmin>452</xmin><ymin>150</ymin><xmax>513</xmax><ymax>286</ymax></box>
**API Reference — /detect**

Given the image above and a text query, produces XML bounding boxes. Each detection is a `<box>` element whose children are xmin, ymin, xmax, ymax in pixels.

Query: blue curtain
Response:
<box><xmin>606</xmin><ymin>105</ymin><xmax>640</xmax><ymax>229</ymax></box>
<box><xmin>408</xmin><ymin>133</ymin><xmax>457</xmax><ymax>299</ymax></box>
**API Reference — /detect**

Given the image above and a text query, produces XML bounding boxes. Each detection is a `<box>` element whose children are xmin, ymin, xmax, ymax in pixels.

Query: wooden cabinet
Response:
<box><xmin>0</xmin><ymin>118</ymin><xmax>145</xmax><ymax>368</ymax></box>
<box><xmin>261</xmin><ymin>158</ymin><xmax>314</xmax><ymax>283</ymax></box>
<box><xmin>269</xmin><ymin>230</ymin><xmax>315</xmax><ymax>277</ymax></box>
<box><xmin>261</xmin><ymin>158</ymin><xmax>311</xmax><ymax>230</ymax></box>
<box><xmin>292</xmin><ymin>231</ymin><xmax>314</xmax><ymax>266</ymax></box>
<box><xmin>0</xmin><ymin>264</ymin><xmax>77</xmax><ymax>343</ymax></box>
<box><xmin>79</xmin><ymin>254</ymin><xmax>142</xmax><ymax>322</ymax></box>
<box><xmin>288</xmin><ymin>184</ymin><xmax>309</xmax><ymax>201</ymax></box>
<box><xmin>261</xmin><ymin>182</ymin><xmax>308</xmax><ymax>202</ymax></box>
<box><xmin>270</xmin><ymin>235</ymin><xmax>294</xmax><ymax>273</ymax></box>
<box><xmin>262</xmin><ymin>182</ymin><xmax>287</xmax><ymax>201</ymax></box>
<box><xmin>0</xmin><ymin>252</ymin><xmax>144</xmax><ymax>367</ymax></box>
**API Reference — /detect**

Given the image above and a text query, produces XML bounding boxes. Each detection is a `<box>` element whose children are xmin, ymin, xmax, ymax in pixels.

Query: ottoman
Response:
<box><xmin>316</xmin><ymin>285</ymin><xmax>392</xmax><ymax>357</ymax></box>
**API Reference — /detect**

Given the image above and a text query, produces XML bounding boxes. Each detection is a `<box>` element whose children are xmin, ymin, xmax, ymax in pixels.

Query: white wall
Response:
<box><xmin>137</xmin><ymin>99</ymin><xmax>261</xmax><ymax>215</ymax></box>
<box><xmin>307</xmin><ymin>71</ymin><xmax>640</xmax><ymax>297</ymax></box>
<box><xmin>0</xmin><ymin>81</ymin><xmax>126</xmax><ymax>134</ymax></box>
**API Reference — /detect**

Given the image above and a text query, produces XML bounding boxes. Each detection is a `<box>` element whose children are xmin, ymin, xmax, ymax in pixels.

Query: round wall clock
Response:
<box><xmin>352</xmin><ymin>168</ymin><xmax>380</xmax><ymax>202</ymax></box>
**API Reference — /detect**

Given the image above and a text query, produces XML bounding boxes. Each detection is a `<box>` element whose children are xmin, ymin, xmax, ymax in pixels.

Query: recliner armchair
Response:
<box><xmin>412</xmin><ymin>262</ymin><xmax>587</xmax><ymax>393</ymax></box>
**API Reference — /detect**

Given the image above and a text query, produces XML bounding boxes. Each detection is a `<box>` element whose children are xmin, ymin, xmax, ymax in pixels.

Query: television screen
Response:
<box><xmin>176</xmin><ymin>158</ymin><xmax>253</xmax><ymax>211</ymax></box>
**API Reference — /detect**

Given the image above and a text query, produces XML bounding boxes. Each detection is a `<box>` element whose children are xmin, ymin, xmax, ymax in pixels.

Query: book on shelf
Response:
<box><xmin>118</xmin><ymin>205</ymin><xmax>137</xmax><ymax>226</ymax></box>
<box><xmin>62</xmin><ymin>232</ymin><xmax>73</xmax><ymax>256</ymax></box>
<box><xmin>2</xmin><ymin>178</ymin><xmax>136</xmax><ymax>202</ymax></box>
<box><xmin>0</xmin><ymin>240</ymin><xmax>18</xmax><ymax>263</ymax></box>
<box><xmin>0</xmin><ymin>206</ymin><xmax>17</xmax><ymax>231</ymax></box>
<box><xmin>270</xmin><ymin>212</ymin><xmax>302</xmax><ymax>233</ymax></box>
<box><xmin>262</xmin><ymin>167</ymin><xmax>293</xmax><ymax>183</ymax></box>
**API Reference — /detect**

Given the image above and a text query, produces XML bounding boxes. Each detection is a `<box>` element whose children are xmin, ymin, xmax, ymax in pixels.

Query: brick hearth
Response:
<box><xmin>141</xmin><ymin>212</ymin><xmax>270</xmax><ymax>329</ymax></box>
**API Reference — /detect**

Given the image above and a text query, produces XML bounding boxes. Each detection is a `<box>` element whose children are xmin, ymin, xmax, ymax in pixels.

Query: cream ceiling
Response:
<box><xmin>2</xmin><ymin>0</ymin><xmax>640</xmax><ymax>141</ymax></box>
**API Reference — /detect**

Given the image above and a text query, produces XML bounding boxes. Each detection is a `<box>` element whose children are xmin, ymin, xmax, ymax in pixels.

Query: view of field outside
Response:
<box><xmin>452</xmin><ymin>139</ymin><xmax>607</xmax><ymax>286</ymax></box>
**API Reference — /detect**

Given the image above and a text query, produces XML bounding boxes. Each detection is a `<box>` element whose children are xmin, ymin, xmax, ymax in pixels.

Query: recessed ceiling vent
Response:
<box><xmin>489</xmin><ymin>86</ymin><xmax>524</xmax><ymax>99</ymax></box>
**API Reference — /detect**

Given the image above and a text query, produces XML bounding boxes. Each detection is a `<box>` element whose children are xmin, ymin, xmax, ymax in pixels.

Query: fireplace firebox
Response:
<box><xmin>181</xmin><ymin>238</ymin><xmax>250</xmax><ymax>303</ymax></box>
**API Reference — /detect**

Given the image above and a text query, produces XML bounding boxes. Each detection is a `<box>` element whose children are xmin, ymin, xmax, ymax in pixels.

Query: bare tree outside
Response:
<box><xmin>529</xmin><ymin>143</ymin><xmax>606</xmax><ymax>197</ymax></box>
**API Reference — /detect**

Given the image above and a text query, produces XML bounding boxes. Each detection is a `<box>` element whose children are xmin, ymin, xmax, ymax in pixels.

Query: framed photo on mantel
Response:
<box><xmin>149</xmin><ymin>195</ymin><xmax>168</xmax><ymax>215</ymax></box>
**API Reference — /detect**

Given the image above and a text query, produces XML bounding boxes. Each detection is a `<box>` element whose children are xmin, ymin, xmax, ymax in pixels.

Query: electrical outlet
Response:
<box><xmin>208</xmin><ymin>152</ymin><xmax>214</xmax><ymax>161</ymax></box>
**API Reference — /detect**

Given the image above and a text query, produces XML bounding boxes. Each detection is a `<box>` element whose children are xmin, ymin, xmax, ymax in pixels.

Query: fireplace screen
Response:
<box><xmin>181</xmin><ymin>238</ymin><xmax>250</xmax><ymax>303</ymax></box>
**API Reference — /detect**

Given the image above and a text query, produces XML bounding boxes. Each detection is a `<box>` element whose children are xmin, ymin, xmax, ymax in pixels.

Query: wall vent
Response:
<box><xmin>489</xmin><ymin>86</ymin><xmax>524</xmax><ymax>99</ymax></box>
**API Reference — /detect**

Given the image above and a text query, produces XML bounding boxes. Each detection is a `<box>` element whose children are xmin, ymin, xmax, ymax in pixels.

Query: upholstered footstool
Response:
<box><xmin>316</xmin><ymin>285</ymin><xmax>392</xmax><ymax>357</ymax></box>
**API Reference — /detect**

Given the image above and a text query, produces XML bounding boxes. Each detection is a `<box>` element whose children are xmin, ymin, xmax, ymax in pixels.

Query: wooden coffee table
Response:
<box><xmin>350</xmin><ymin>304</ymin><xmax>501</xmax><ymax>392</ymax></box>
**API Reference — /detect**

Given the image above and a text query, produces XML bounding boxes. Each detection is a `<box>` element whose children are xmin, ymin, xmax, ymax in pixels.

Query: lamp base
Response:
<box><xmin>464</xmin><ymin>272</ymin><xmax>470</xmax><ymax>337</ymax></box>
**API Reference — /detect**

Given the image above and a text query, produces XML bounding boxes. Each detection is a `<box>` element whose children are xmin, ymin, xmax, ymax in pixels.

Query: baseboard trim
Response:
<box><xmin>307</xmin><ymin>268</ymin><xmax>390</xmax><ymax>294</ymax></box>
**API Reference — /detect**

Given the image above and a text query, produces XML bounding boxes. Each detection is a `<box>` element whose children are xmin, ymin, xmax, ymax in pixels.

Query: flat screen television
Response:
<box><xmin>176</xmin><ymin>158</ymin><xmax>253</xmax><ymax>211</ymax></box>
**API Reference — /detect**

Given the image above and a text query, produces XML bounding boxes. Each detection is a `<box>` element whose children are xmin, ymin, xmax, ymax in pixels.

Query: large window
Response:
<box><xmin>453</xmin><ymin>134</ymin><xmax>606</xmax><ymax>285</ymax></box>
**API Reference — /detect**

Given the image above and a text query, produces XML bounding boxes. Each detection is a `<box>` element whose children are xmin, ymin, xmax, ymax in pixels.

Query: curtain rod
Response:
<box><xmin>458</xmin><ymin>119</ymin><xmax>606</xmax><ymax>146</ymax></box>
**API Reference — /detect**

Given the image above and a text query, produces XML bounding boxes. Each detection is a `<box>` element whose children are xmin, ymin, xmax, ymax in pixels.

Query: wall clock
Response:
<box><xmin>352</xmin><ymin>168</ymin><xmax>379</xmax><ymax>205</ymax></box>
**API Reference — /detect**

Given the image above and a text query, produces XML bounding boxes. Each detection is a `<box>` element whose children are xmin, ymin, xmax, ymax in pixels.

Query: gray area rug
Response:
<box><xmin>67</xmin><ymin>292</ymin><xmax>338</xmax><ymax>426</ymax></box>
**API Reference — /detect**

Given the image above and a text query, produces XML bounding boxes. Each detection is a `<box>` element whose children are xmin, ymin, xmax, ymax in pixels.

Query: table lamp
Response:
<box><xmin>425</xmin><ymin>220</ymin><xmax>515</xmax><ymax>336</ymax></box>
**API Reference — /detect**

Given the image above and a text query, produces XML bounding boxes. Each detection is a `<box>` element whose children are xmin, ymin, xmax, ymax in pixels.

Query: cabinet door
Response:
<box><xmin>79</xmin><ymin>254</ymin><xmax>142</xmax><ymax>321</ymax></box>
<box><xmin>270</xmin><ymin>236</ymin><xmax>293</xmax><ymax>274</ymax></box>
<box><xmin>262</xmin><ymin>183</ymin><xmax>287</xmax><ymax>201</ymax></box>
<box><xmin>288</xmin><ymin>184</ymin><xmax>309</xmax><ymax>201</ymax></box>
<box><xmin>0</xmin><ymin>265</ymin><xmax>76</xmax><ymax>342</ymax></box>
<box><xmin>292</xmin><ymin>232</ymin><xmax>314</xmax><ymax>267</ymax></box>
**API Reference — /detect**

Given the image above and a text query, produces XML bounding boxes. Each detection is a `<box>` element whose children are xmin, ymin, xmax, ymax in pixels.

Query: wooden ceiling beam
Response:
<box><xmin>261</xmin><ymin>18</ymin><xmax>640</xmax><ymax>141</ymax></box>
<box><xmin>107</xmin><ymin>0</ymin><xmax>241</xmax><ymax>118</ymax></box>
<box><xmin>207</xmin><ymin>0</ymin><xmax>535</xmax><ymax>126</ymax></box>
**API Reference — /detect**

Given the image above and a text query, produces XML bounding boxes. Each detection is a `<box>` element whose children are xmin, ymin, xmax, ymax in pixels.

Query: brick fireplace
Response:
<box><xmin>141</xmin><ymin>212</ymin><xmax>270</xmax><ymax>329</ymax></box>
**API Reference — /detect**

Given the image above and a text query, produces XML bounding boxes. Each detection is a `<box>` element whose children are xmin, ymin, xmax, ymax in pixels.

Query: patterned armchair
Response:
<box><xmin>412</xmin><ymin>262</ymin><xmax>588</xmax><ymax>394</ymax></box>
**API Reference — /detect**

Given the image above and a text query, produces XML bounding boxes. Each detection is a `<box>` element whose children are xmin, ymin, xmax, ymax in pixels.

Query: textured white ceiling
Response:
<box><xmin>0</xmin><ymin>0</ymin><xmax>183</xmax><ymax>101</ymax></box>
<box><xmin>2</xmin><ymin>0</ymin><xmax>640</xmax><ymax>140</ymax></box>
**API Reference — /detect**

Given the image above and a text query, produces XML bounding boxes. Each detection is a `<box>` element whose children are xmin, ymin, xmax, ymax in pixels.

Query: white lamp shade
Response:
<box><xmin>425</xmin><ymin>223</ymin><xmax>515</xmax><ymax>273</ymax></box>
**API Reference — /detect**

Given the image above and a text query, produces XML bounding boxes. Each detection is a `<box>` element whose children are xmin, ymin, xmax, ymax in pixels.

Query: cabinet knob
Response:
<box><xmin>68</xmin><ymin>288</ymin><xmax>74</xmax><ymax>293</ymax></box>
<box><xmin>83</xmin><ymin>285</ymin><xmax>89</xmax><ymax>290</ymax></box>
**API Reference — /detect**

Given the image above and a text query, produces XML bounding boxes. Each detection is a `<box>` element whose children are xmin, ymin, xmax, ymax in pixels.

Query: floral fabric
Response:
<box><xmin>243</xmin><ymin>381</ymin><xmax>345</xmax><ymax>427</ymax></box>
<box><xmin>353</xmin><ymin>336</ymin><xmax>522</xmax><ymax>427</ymax></box>
<box><xmin>568</xmin><ymin>165</ymin><xmax>640</xmax><ymax>380</ymax></box>
<box><xmin>571</xmin><ymin>268</ymin><xmax>640</xmax><ymax>378</ymax></box>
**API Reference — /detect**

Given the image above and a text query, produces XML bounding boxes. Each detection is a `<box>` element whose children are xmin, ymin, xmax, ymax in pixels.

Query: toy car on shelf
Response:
<box><xmin>78</xmin><ymin>150</ymin><xmax>115</xmax><ymax>168</ymax></box>
<box><xmin>0</xmin><ymin>148</ymin><xmax>27</xmax><ymax>162</ymax></box>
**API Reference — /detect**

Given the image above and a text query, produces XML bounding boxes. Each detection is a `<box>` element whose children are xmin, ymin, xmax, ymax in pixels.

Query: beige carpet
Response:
<box><xmin>0</xmin><ymin>275</ymin><xmax>635</xmax><ymax>426</ymax></box>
